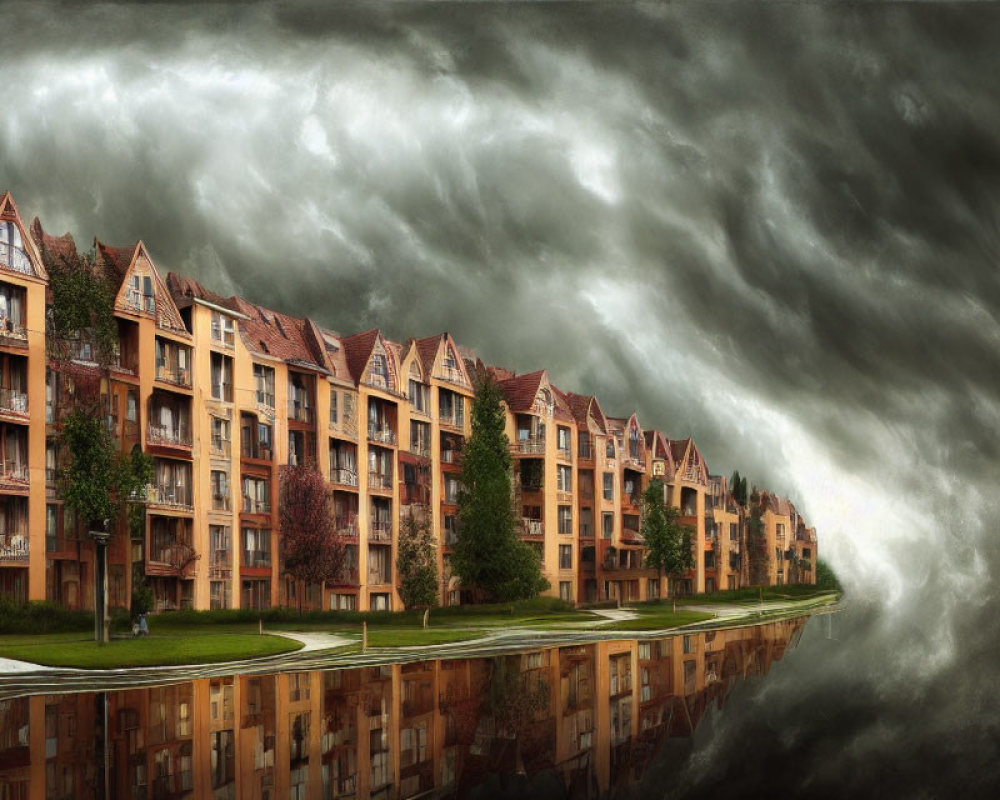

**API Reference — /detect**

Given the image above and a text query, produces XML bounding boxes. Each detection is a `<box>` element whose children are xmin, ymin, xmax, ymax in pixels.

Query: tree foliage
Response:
<box><xmin>746</xmin><ymin>488</ymin><xmax>770</xmax><ymax>586</ymax></box>
<box><xmin>59</xmin><ymin>411</ymin><xmax>153</xmax><ymax>531</ymax></box>
<box><xmin>42</xmin><ymin>245</ymin><xmax>118</xmax><ymax>366</ymax></box>
<box><xmin>730</xmin><ymin>470</ymin><xmax>749</xmax><ymax>506</ymax></box>
<box><xmin>816</xmin><ymin>558</ymin><xmax>843</xmax><ymax>593</ymax></box>
<box><xmin>453</xmin><ymin>373</ymin><xmax>548</xmax><ymax>603</ymax></box>
<box><xmin>641</xmin><ymin>479</ymin><xmax>694</xmax><ymax>588</ymax></box>
<box><xmin>397</xmin><ymin>507</ymin><xmax>439</xmax><ymax>609</ymax></box>
<box><xmin>279</xmin><ymin>464</ymin><xmax>345</xmax><ymax>607</ymax></box>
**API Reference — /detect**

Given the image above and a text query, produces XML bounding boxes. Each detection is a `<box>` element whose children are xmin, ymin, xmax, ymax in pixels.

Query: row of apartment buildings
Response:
<box><xmin>0</xmin><ymin>190</ymin><xmax>817</xmax><ymax>613</ymax></box>
<box><xmin>0</xmin><ymin>618</ymin><xmax>806</xmax><ymax>800</ymax></box>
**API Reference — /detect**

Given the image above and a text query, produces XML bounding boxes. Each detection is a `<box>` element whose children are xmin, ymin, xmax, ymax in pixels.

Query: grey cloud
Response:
<box><xmin>3</xmin><ymin>1</ymin><xmax>1000</xmax><ymax>794</ymax></box>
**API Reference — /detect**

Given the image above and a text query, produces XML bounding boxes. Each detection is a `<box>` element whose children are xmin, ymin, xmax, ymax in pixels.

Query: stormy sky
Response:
<box><xmin>3</xmin><ymin>2</ymin><xmax>1000</xmax><ymax>795</ymax></box>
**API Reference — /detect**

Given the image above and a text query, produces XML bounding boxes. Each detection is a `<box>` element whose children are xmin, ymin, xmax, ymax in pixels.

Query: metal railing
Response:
<box><xmin>242</xmin><ymin>496</ymin><xmax>271</xmax><ymax>515</ymax></box>
<box><xmin>522</xmin><ymin>518</ymin><xmax>544</xmax><ymax>537</ymax></box>
<box><xmin>439</xmin><ymin>410</ymin><xmax>465</xmax><ymax>429</ymax></box>
<box><xmin>0</xmin><ymin>243</ymin><xmax>32</xmax><ymax>275</ymax></box>
<box><xmin>335</xmin><ymin>518</ymin><xmax>359</xmax><ymax>539</ymax></box>
<box><xmin>242</xmin><ymin>550</ymin><xmax>271</xmax><ymax>569</ymax></box>
<box><xmin>147</xmin><ymin>484</ymin><xmax>193</xmax><ymax>509</ymax></box>
<box><xmin>515</xmin><ymin>436</ymin><xmax>545</xmax><ymax>454</ymax></box>
<box><xmin>367</xmin><ymin>426</ymin><xmax>396</xmax><ymax>446</ymax></box>
<box><xmin>0</xmin><ymin>388</ymin><xmax>27</xmax><ymax>415</ymax></box>
<box><xmin>0</xmin><ymin>463</ymin><xmax>29</xmax><ymax>483</ymax></box>
<box><xmin>147</xmin><ymin>424</ymin><xmax>193</xmax><ymax>447</ymax></box>
<box><xmin>155</xmin><ymin>365</ymin><xmax>192</xmax><ymax>388</ymax></box>
<box><xmin>369</xmin><ymin>521</ymin><xmax>392</xmax><ymax>541</ymax></box>
<box><xmin>0</xmin><ymin>537</ymin><xmax>28</xmax><ymax>561</ymax></box>
<box><xmin>330</xmin><ymin>467</ymin><xmax>358</xmax><ymax>487</ymax></box>
<box><xmin>368</xmin><ymin>471</ymin><xmax>393</xmax><ymax>491</ymax></box>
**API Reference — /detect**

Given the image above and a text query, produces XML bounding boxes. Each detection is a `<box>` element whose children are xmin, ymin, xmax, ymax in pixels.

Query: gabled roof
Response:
<box><xmin>670</xmin><ymin>437</ymin><xmax>708</xmax><ymax>485</ymax></box>
<box><xmin>30</xmin><ymin>217</ymin><xmax>78</xmax><ymax>265</ymax></box>
<box><xmin>412</xmin><ymin>332</ymin><xmax>473</xmax><ymax>389</ymax></box>
<box><xmin>228</xmin><ymin>296</ymin><xmax>328</xmax><ymax>371</ymax></box>
<box><xmin>0</xmin><ymin>192</ymin><xmax>47</xmax><ymax>280</ymax></box>
<box><xmin>317</xmin><ymin>326</ymin><xmax>353</xmax><ymax>385</ymax></box>
<box><xmin>563</xmin><ymin>392</ymin><xmax>609</xmax><ymax>434</ymax></box>
<box><xmin>645</xmin><ymin>429</ymin><xmax>674</xmax><ymax>463</ymax></box>
<box><xmin>166</xmin><ymin>271</ymin><xmax>238</xmax><ymax>313</ymax></box>
<box><xmin>340</xmin><ymin>328</ymin><xmax>400</xmax><ymax>391</ymax></box>
<box><xmin>497</xmin><ymin>369</ymin><xmax>546</xmax><ymax>413</ymax></box>
<box><xmin>96</xmin><ymin>240</ymin><xmax>188</xmax><ymax>335</ymax></box>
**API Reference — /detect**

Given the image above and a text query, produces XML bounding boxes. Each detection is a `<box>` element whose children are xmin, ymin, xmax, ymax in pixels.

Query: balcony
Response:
<box><xmin>0</xmin><ymin>388</ymin><xmax>27</xmax><ymax>416</ymax></box>
<box><xmin>155</xmin><ymin>364</ymin><xmax>192</xmax><ymax>389</ymax></box>
<box><xmin>409</xmin><ymin>445</ymin><xmax>431</xmax><ymax>460</ymax></box>
<box><xmin>147</xmin><ymin>424</ymin><xmax>192</xmax><ymax>448</ymax></box>
<box><xmin>147</xmin><ymin>484</ymin><xmax>193</xmax><ymax>511</ymax></box>
<box><xmin>0</xmin><ymin>535</ymin><xmax>27</xmax><ymax>562</ymax></box>
<box><xmin>578</xmin><ymin>436</ymin><xmax>594</xmax><ymax>461</ymax></box>
<box><xmin>522</xmin><ymin>518</ymin><xmax>544</xmax><ymax>538</ymax></box>
<box><xmin>242</xmin><ymin>550</ymin><xmax>271</xmax><ymax>569</ymax></box>
<box><xmin>242</xmin><ymin>496</ymin><xmax>271</xmax><ymax>515</ymax></box>
<box><xmin>367</xmin><ymin>426</ymin><xmax>396</xmax><ymax>446</ymax></box>
<box><xmin>369</xmin><ymin>520</ymin><xmax>392</xmax><ymax>542</ymax></box>
<box><xmin>368</xmin><ymin>471</ymin><xmax>393</xmax><ymax>493</ymax></box>
<box><xmin>439</xmin><ymin>410</ymin><xmax>465</xmax><ymax>430</ymax></box>
<box><xmin>289</xmin><ymin>403</ymin><xmax>313</xmax><ymax>424</ymax></box>
<box><xmin>330</xmin><ymin>467</ymin><xmax>358</xmax><ymax>488</ymax></box>
<box><xmin>335</xmin><ymin>517</ymin><xmax>359</xmax><ymax>540</ymax></box>
<box><xmin>0</xmin><ymin>462</ymin><xmax>28</xmax><ymax>486</ymax></box>
<box><xmin>438</xmin><ymin>365</ymin><xmax>466</xmax><ymax>385</ymax></box>
<box><xmin>515</xmin><ymin>435</ymin><xmax>545</xmax><ymax>455</ymax></box>
<box><xmin>0</xmin><ymin>242</ymin><xmax>32</xmax><ymax>275</ymax></box>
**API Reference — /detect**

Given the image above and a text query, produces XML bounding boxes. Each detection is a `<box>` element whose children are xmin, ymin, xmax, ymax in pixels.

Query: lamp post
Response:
<box><xmin>90</xmin><ymin>525</ymin><xmax>111</xmax><ymax>644</ymax></box>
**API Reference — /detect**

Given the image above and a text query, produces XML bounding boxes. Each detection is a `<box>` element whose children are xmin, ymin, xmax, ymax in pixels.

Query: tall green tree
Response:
<box><xmin>60</xmin><ymin>411</ymin><xmax>153</xmax><ymax>532</ymax></box>
<box><xmin>453</xmin><ymin>373</ymin><xmax>548</xmax><ymax>602</ymax></box>
<box><xmin>397</xmin><ymin>507</ymin><xmax>439</xmax><ymax>609</ymax></box>
<box><xmin>641</xmin><ymin>478</ymin><xmax>694</xmax><ymax>596</ymax></box>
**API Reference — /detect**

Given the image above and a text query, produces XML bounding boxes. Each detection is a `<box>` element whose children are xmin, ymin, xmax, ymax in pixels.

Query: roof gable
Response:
<box><xmin>0</xmin><ymin>192</ymin><xmax>47</xmax><ymax>281</ymax></box>
<box><xmin>415</xmin><ymin>333</ymin><xmax>472</xmax><ymax>389</ymax></box>
<box><xmin>341</xmin><ymin>329</ymin><xmax>400</xmax><ymax>392</ymax></box>
<box><xmin>672</xmin><ymin>438</ymin><xmax>708</xmax><ymax>485</ymax></box>
<box><xmin>102</xmin><ymin>241</ymin><xmax>187</xmax><ymax>334</ymax></box>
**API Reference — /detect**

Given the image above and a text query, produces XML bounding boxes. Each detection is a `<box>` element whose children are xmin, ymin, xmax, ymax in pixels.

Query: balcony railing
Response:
<box><xmin>515</xmin><ymin>435</ymin><xmax>545</xmax><ymax>454</ymax></box>
<box><xmin>242</xmin><ymin>550</ymin><xmax>271</xmax><ymax>569</ymax></box>
<box><xmin>368</xmin><ymin>471</ymin><xmax>393</xmax><ymax>491</ymax></box>
<box><xmin>242</xmin><ymin>496</ymin><xmax>271</xmax><ymax>515</ymax></box>
<box><xmin>409</xmin><ymin>445</ymin><xmax>431</xmax><ymax>460</ymax></box>
<box><xmin>147</xmin><ymin>484</ymin><xmax>193</xmax><ymax>509</ymax></box>
<box><xmin>441</xmin><ymin>449</ymin><xmax>460</xmax><ymax>464</ymax></box>
<box><xmin>438</xmin><ymin>365</ymin><xmax>465</xmax><ymax>384</ymax></box>
<box><xmin>335</xmin><ymin>518</ymin><xmax>358</xmax><ymax>539</ymax></box>
<box><xmin>289</xmin><ymin>403</ymin><xmax>313</xmax><ymax>424</ymax></box>
<box><xmin>522</xmin><ymin>518</ymin><xmax>544</xmax><ymax>537</ymax></box>
<box><xmin>367</xmin><ymin>426</ymin><xmax>396</xmax><ymax>446</ymax></box>
<box><xmin>0</xmin><ymin>243</ymin><xmax>32</xmax><ymax>275</ymax></box>
<box><xmin>439</xmin><ymin>410</ymin><xmax>465</xmax><ymax>430</ymax></box>
<box><xmin>147</xmin><ymin>424</ymin><xmax>193</xmax><ymax>447</ymax></box>
<box><xmin>0</xmin><ymin>388</ymin><xmax>27</xmax><ymax>415</ymax></box>
<box><xmin>0</xmin><ymin>536</ymin><xmax>28</xmax><ymax>561</ymax></box>
<box><xmin>369</xmin><ymin>520</ymin><xmax>392</xmax><ymax>541</ymax></box>
<box><xmin>155</xmin><ymin>365</ymin><xmax>192</xmax><ymax>388</ymax></box>
<box><xmin>330</xmin><ymin>467</ymin><xmax>358</xmax><ymax>487</ymax></box>
<box><xmin>256</xmin><ymin>391</ymin><xmax>275</xmax><ymax>415</ymax></box>
<box><xmin>149</xmin><ymin>542</ymin><xmax>194</xmax><ymax>566</ymax></box>
<box><xmin>0</xmin><ymin>463</ymin><xmax>29</xmax><ymax>484</ymax></box>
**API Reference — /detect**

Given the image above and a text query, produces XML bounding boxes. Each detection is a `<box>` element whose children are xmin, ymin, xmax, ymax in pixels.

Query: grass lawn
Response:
<box><xmin>599</xmin><ymin>610</ymin><xmax>715</xmax><ymax>632</ymax></box>
<box><xmin>0</xmin><ymin>631</ymin><xmax>301</xmax><ymax>668</ymax></box>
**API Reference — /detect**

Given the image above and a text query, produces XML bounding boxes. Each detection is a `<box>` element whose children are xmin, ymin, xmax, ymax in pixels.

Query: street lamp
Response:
<box><xmin>90</xmin><ymin>521</ymin><xmax>111</xmax><ymax>644</ymax></box>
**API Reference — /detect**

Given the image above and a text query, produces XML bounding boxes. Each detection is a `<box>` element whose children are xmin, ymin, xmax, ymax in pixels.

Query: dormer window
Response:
<box><xmin>369</xmin><ymin>354</ymin><xmax>389</xmax><ymax>389</ymax></box>
<box><xmin>210</xmin><ymin>312</ymin><xmax>235</xmax><ymax>347</ymax></box>
<box><xmin>0</xmin><ymin>221</ymin><xmax>31</xmax><ymax>275</ymax></box>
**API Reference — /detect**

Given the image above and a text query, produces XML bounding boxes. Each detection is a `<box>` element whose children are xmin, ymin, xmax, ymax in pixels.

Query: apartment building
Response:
<box><xmin>1</xmin><ymin>190</ymin><xmax>816</xmax><ymax>611</ymax></box>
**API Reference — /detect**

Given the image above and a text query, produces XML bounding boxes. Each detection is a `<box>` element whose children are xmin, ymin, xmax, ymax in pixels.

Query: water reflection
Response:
<box><xmin>0</xmin><ymin>617</ymin><xmax>808</xmax><ymax>799</ymax></box>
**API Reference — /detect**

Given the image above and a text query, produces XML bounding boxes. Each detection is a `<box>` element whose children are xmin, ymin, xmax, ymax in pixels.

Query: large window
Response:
<box><xmin>603</xmin><ymin>473</ymin><xmax>614</xmax><ymax>501</ymax></box>
<box><xmin>0</xmin><ymin>281</ymin><xmax>26</xmax><ymax>335</ymax></box>
<box><xmin>210</xmin><ymin>353</ymin><xmax>233</xmax><ymax>401</ymax></box>
<box><xmin>557</xmin><ymin>465</ymin><xmax>572</xmax><ymax>493</ymax></box>
<box><xmin>210</xmin><ymin>312</ymin><xmax>235</xmax><ymax>347</ymax></box>
<box><xmin>409</xmin><ymin>380</ymin><xmax>429</xmax><ymax>414</ymax></box>
<box><xmin>558</xmin><ymin>506</ymin><xmax>573</xmax><ymax>534</ymax></box>
<box><xmin>0</xmin><ymin>222</ymin><xmax>31</xmax><ymax>274</ymax></box>
<box><xmin>253</xmin><ymin>364</ymin><xmax>275</xmax><ymax>408</ymax></box>
<box><xmin>241</xmin><ymin>527</ymin><xmax>271</xmax><ymax>568</ymax></box>
<box><xmin>559</xmin><ymin>545</ymin><xmax>572</xmax><ymax>570</ymax></box>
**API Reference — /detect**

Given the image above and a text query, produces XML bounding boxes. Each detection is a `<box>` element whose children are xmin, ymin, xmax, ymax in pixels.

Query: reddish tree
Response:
<box><xmin>279</xmin><ymin>464</ymin><xmax>345</xmax><ymax>611</ymax></box>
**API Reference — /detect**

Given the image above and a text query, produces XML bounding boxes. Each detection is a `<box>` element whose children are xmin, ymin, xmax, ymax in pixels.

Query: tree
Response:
<box><xmin>453</xmin><ymin>372</ymin><xmax>548</xmax><ymax>603</ymax></box>
<box><xmin>279</xmin><ymin>464</ymin><xmax>346</xmax><ymax>612</ymax></box>
<box><xmin>60</xmin><ymin>410</ymin><xmax>153</xmax><ymax>532</ymax></box>
<box><xmin>730</xmin><ymin>470</ymin><xmax>748</xmax><ymax>506</ymax></box>
<box><xmin>641</xmin><ymin>479</ymin><xmax>694</xmax><ymax>597</ymax></box>
<box><xmin>397</xmin><ymin>507</ymin><xmax>439</xmax><ymax>609</ymax></box>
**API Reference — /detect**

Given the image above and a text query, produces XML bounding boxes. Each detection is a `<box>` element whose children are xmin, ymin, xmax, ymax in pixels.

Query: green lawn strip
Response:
<box><xmin>366</xmin><ymin>628</ymin><xmax>486</xmax><ymax>648</ymax></box>
<box><xmin>599</xmin><ymin>611</ymin><xmax>715</xmax><ymax>632</ymax></box>
<box><xmin>0</xmin><ymin>632</ymin><xmax>300</xmax><ymax>668</ymax></box>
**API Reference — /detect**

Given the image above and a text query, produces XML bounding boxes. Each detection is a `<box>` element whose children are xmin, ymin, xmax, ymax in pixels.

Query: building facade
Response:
<box><xmin>0</xmin><ymin>191</ymin><xmax>817</xmax><ymax>611</ymax></box>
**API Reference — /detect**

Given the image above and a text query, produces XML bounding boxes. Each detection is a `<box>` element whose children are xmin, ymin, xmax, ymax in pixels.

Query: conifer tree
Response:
<box><xmin>453</xmin><ymin>373</ymin><xmax>548</xmax><ymax>602</ymax></box>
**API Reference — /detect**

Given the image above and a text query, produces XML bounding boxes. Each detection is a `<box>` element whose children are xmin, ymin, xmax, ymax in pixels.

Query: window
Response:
<box><xmin>557</xmin><ymin>426</ymin><xmax>571</xmax><ymax>455</ymax></box>
<box><xmin>46</xmin><ymin>504</ymin><xmax>58</xmax><ymax>551</ymax></box>
<box><xmin>126</xmin><ymin>390</ymin><xmax>138</xmax><ymax>422</ymax></box>
<box><xmin>560</xmin><ymin>581</ymin><xmax>573</xmax><ymax>602</ymax></box>
<box><xmin>730</xmin><ymin>523</ymin><xmax>738</xmax><ymax>541</ymax></box>
<box><xmin>559</xmin><ymin>545</ymin><xmax>572</xmax><ymax>570</ymax></box>
<box><xmin>253</xmin><ymin>364</ymin><xmax>275</xmax><ymax>408</ymax></box>
<box><xmin>409</xmin><ymin>380</ymin><xmax>429</xmax><ymax>414</ymax></box>
<box><xmin>211</xmin><ymin>471</ymin><xmax>230</xmax><ymax>510</ymax></box>
<box><xmin>558</xmin><ymin>506</ymin><xmax>573</xmax><ymax>534</ymax></box>
<box><xmin>606</xmin><ymin>438</ymin><xmax>615</xmax><ymax>458</ymax></box>
<box><xmin>0</xmin><ymin>222</ymin><xmax>31</xmax><ymax>274</ymax></box>
<box><xmin>329</xmin><ymin>390</ymin><xmax>338</xmax><ymax>424</ymax></box>
<box><xmin>330</xmin><ymin>593</ymin><xmax>357</xmax><ymax>611</ymax></box>
<box><xmin>444</xmin><ymin>476</ymin><xmax>460</xmax><ymax>505</ymax></box>
<box><xmin>241</xmin><ymin>528</ymin><xmax>271</xmax><ymax>568</ymax></box>
<box><xmin>211</xmin><ymin>417</ymin><xmax>230</xmax><ymax>455</ymax></box>
<box><xmin>557</xmin><ymin>465</ymin><xmax>572</xmax><ymax>493</ymax></box>
<box><xmin>210</xmin><ymin>311</ymin><xmax>235</xmax><ymax>346</ymax></box>
<box><xmin>210</xmin><ymin>353</ymin><xmax>233</xmax><ymax>401</ymax></box>
<box><xmin>603</xmin><ymin>473</ymin><xmax>614</xmax><ymax>501</ymax></box>
<box><xmin>154</xmin><ymin>338</ymin><xmax>191</xmax><ymax>386</ymax></box>
<box><xmin>242</xmin><ymin>476</ymin><xmax>270</xmax><ymax>514</ymax></box>
<box><xmin>602</xmin><ymin>512</ymin><xmax>614</xmax><ymax>539</ymax></box>
<box><xmin>287</xmin><ymin>373</ymin><xmax>312</xmax><ymax>422</ymax></box>
<box><xmin>369</xmin><ymin>354</ymin><xmax>389</xmax><ymax>388</ymax></box>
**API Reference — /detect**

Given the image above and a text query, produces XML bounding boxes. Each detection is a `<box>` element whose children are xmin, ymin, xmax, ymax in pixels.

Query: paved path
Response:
<box><xmin>267</xmin><ymin>631</ymin><xmax>353</xmax><ymax>651</ymax></box>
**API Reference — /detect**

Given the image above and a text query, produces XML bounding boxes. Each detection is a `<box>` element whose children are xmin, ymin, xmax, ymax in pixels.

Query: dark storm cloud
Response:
<box><xmin>3</xmin><ymin>2</ymin><xmax>1000</xmax><ymax>794</ymax></box>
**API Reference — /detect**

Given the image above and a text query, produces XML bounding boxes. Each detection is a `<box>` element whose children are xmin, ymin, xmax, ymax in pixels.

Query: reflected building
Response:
<box><xmin>0</xmin><ymin>617</ymin><xmax>807</xmax><ymax>799</ymax></box>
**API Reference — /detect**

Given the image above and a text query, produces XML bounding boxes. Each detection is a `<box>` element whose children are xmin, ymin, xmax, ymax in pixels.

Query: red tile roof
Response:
<box><xmin>340</xmin><ymin>329</ymin><xmax>381</xmax><ymax>384</ymax></box>
<box><xmin>166</xmin><ymin>271</ymin><xmax>236</xmax><ymax>311</ymax></box>
<box><xmin>413</xmin><ymin>334</ymin><xmax>444</xmax><ymax>377</ymax></box>
<box><xmin>229</xmin><ymin>296</ymin><xmax>327</xmax><ymax>370</ymax></box>
<box><xmin>30</xmin><ymin>217</ymin><xmax>78</xmax><ymax>263</ymax></box>
<box><xmin>497</xmin><ymin>370</ymin><xmax>546</xmax><ymax>412</ymax></box>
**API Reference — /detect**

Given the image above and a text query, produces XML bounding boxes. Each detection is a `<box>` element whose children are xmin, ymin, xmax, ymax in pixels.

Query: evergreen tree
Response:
<box><xmin>453</xmin><ymin>373</ymin><xmax>548</xmax><ymax>602</ymax></box>
<box><xmin>641</xmin><ymin>478</ymin><xmax>695</xmax><ymax>596</ymax></box>
<box><xmin>397</xmin><ymin>507</ymin><xmax>439</xmax><ymax>609</ymax></box>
